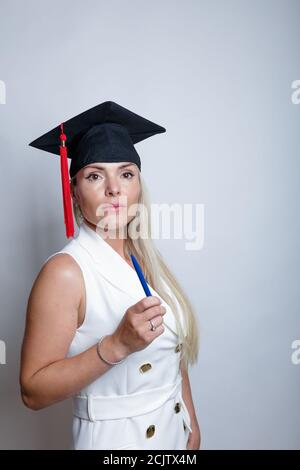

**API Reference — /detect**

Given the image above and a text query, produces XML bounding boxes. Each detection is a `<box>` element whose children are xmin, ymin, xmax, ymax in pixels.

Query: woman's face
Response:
<box><xmin>72</xmin><ymin>161</ymin><xmax>141</xmax><ymax>234</ymax></box>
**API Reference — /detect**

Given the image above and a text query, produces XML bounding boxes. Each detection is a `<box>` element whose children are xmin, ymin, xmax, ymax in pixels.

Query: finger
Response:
<box><xmin>143</xmin><ymin>304</ymin><xmax>166</xmax><ymax>321</ymax></box>
<box><xmin>145</xmin><ymin>314</ymin><xmax>164</xmax><ymax>329</ymax></box>
<box><xmin>132</xmin><ymin>296</ymin><xmax>162</xmax><ymax>314</ymax></box>
<box><xmin>145</xmin><ymin>323</ymin><xmax>165</xmax><ymax>337</ymax></box>
<box><xmin>142</xmin><ymin>316</ymin><xmax>165</xmax><ymax>336</ymax></box>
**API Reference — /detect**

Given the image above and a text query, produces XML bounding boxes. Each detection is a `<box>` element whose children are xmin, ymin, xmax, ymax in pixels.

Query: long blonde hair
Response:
<box><xmin>71</xmin><ymin>172</ymin><xmax>200</xmax><ymax>371</ymax></box>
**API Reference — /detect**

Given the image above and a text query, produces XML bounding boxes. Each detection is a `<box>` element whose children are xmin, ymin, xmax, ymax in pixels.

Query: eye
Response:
<box><xmin>122</xmin><ymin>171</ymin><xmax>134</xmax><ymax>179</ymax></box>
<box><xmin>86</xmin><ymin>173</ymin><xmax>101</xmax><ymax>181</ymax></box>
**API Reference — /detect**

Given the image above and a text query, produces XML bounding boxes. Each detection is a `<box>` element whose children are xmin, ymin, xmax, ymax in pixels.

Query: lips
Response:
<box><xmin>102</xmin><ymin>203</ymin><xmax>124</xmax><ymax>210</ymax></box>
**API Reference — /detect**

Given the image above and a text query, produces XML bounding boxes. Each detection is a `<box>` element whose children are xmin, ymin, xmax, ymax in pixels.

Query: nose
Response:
<box><xmin>104</xmin><ymin>177</ymin><xmax>121</xmax><ymax>197</ymax></box>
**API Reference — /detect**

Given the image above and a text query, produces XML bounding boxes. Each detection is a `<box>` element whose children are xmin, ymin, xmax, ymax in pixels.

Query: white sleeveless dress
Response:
<box><xmin>44</xmin><ymin>221</ymin><xmax>192</xmax><ymax>450</ymax></box>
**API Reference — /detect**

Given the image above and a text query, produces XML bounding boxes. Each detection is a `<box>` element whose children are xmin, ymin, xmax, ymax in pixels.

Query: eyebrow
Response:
<box><xmin>84</xmin><ymin>163</ymin><xmax>136</xmax><ymax>171</ymax></box>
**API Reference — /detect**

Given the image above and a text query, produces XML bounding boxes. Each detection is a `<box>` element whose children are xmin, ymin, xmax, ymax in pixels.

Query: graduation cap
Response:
<box><xmin>29</xmin><ymin>101</ymin><xmax>166</xmax><ymax>238</ymax></box>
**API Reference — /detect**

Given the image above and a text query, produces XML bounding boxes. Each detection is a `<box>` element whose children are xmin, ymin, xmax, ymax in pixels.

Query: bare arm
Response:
<box><xmin>19</xmin><ymin>254</ymin><xmax>128</xmax><ymax>411</ymax></box>
<box><xmin>180</xmin><ymin>360</ymin><xmax>201</xmax><ymax>449</ymax></box>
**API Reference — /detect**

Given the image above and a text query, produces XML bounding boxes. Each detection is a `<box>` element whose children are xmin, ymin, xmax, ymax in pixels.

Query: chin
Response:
<box><xmin>98</xmin><ymin>215</ymin><xmax>129</xmax><ymax>231</ymax></box>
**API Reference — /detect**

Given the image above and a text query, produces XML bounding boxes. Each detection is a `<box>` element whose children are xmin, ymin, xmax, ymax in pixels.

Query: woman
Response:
<box><xmin>20</xmin><ymin>101</ymin><xmax>201</xmax><ymax>450</ymax></box>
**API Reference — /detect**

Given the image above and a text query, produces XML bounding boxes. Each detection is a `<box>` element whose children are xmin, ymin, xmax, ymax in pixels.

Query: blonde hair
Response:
<box><xmin>71</xmin><ymin>172</ymin><xmax>200</xmax><ymax>371</ymax></box>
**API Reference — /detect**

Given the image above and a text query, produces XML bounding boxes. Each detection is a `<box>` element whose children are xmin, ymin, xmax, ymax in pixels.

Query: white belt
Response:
<box><xmin>72</xmin><ymin>373</ymin><xmax>192</xmax><ymax>433</ymax></box>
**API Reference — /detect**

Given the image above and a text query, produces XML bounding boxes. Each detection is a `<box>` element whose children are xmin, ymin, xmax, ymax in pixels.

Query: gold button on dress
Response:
<box><xmin>139</xmin><ymin>363</ymin><xmax>152</xmax><ymax>373</ymax></box>
<box><xmin>174</xmin><ymin>402</ymin><xmax>181</xmax><ymax>413</ymax></box>
<box><xmin>146</xmin><ymin>425</ymin><xmax>155</xmax><ymax>438</ymax></box>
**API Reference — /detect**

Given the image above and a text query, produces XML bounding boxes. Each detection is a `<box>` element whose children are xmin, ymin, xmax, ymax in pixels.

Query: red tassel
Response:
<box><xmin>59</xmin><ymin>123</ymin><xmax>74</xmax><ymax>238</ymax></box>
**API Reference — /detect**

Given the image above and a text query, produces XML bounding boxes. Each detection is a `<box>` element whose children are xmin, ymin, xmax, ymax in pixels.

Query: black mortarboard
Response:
<box><xmin>29</xmin><ymin>101</ymin><xmax>166</xmax><ymax>238</ymax></box>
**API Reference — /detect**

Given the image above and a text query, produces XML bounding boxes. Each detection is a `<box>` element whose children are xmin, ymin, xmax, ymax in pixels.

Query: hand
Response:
<box><xmin>111</xmin><ymin>296</ymin><xmax>167</xmax><ymax>358</ymax></box>
<box><xmin>186</xmin><ymin>419</ymin><xmax>201</xmax><ymax>450</ymax></box>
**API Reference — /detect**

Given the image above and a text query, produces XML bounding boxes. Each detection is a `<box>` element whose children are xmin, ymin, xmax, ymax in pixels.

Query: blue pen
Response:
<box><xmin>130</xmin><ymin>254</ymin><xmax>152</xmax><ymax>297</ymax></box>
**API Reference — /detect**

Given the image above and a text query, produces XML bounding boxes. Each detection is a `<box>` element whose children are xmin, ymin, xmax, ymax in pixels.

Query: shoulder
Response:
<box><xmin>42</xmin><ymin>252</ymin><xmax>82</xmax><ymax>280</ymax></box>
<box><xmin>29</xmin><ymin>253</ymin><xmax>84</xmax><ymax>308</ymax></box>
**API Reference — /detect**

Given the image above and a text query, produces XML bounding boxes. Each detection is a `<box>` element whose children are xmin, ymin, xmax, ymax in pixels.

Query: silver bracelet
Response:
<box><xmin>96</xmin><ymin>335</ymin><xmax>126</xmax><ymax>366</ymax></box>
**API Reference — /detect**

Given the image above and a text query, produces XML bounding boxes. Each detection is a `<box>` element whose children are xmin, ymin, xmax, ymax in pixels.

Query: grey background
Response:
<box><xmin>0</xmin><ymin>0</ymin><xmax>299</xmax><ymax>449</ymax></box>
